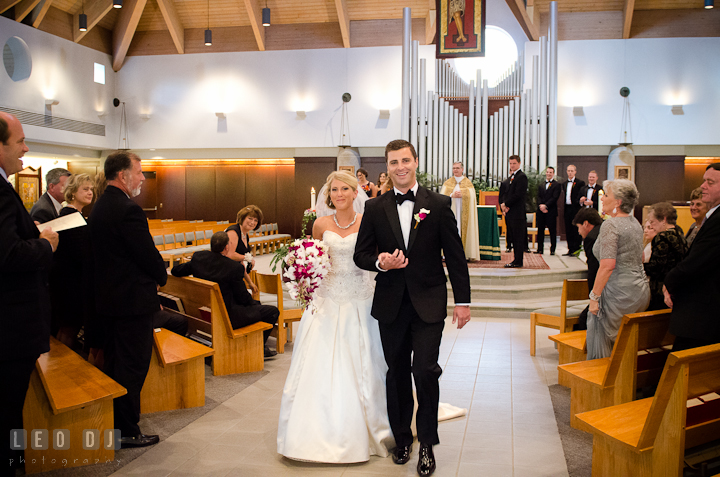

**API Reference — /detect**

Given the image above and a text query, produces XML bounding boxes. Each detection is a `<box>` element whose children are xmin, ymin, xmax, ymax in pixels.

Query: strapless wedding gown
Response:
<box><xmin>277</xmin><ymin>231</ymin><xmax>466</xmax><ymax>463</ymax></box>
<box><xmin>277</xmin><ymin>231</ymin><xmax>393</xmax><ymax>463</ymax></box>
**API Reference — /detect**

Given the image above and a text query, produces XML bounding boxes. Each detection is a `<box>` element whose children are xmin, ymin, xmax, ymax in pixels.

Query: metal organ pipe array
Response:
<box><xmin>399</xmin><ymin>3</ymin><xmax>560</xmax><ymax>188</ymax></box>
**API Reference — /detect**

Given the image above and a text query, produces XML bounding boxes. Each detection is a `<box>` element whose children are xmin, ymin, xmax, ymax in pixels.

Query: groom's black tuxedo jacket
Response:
<box><xmin>354</xmin><ymin>185</ymin><xmax>470</xmax><ymax>324</ymax></box>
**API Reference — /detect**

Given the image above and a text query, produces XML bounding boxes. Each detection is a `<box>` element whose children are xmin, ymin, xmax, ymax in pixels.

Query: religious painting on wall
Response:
<box><xmin>436</xmin><ymin>0</ymin><xmax>486</xmax><ymax>58</ymax></box>
<box><xmin>615</xmin><ymin>165</ymin><xmax>632</xmax><ymax>181</ymax></box>
<box><xmin>15</xmin><ymin>166</ymin><xmax>41</xmax><ymax>212</ymax></box>
<box><xmin>339</xmin><ymin>165</ymin><xmax>355</xmax><ymax>175</ymax></box>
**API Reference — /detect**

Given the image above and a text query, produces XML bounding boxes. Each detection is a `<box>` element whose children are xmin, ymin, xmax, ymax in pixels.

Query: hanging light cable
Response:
<box><xmin>204</xmin><ymin>0</ymin><xmax>212</xmax><ymax>46</ymax></box>
<box><xmin>262</xmin><ymin>0</ymin><xmax>270</xmax><ymax>26</ymax></box>
<box><xmin>79</xmin><ymin>0</ymin><xmax>87</xmax><ymax>31</ymax></box>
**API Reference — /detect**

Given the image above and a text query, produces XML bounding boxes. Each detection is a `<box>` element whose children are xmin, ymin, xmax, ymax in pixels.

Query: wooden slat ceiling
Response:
<box><xmin>4</xmin><ymin>0</ymin><xmax>718</xmax><ymax>71</ymax></box>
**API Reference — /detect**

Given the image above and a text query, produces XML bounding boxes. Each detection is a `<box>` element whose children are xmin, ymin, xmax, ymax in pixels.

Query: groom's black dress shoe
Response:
<box><xmin>504</xmin><ymin>262</ymin><xmax>522</xmax><ymax>268</ymax></box>
<box><xmin>392</xmin><ymin>445</ymin><xmax>412</xmax><ymax>465</ymax></box>
<box><xmin>120</xmin><ymin>434</ymin><xmax>159</xmax><ymax>448</ymax></box>
<box><xmin>417</xmin><ymin>444</ymin><xmax>436</xmax><ymax>476</ymax></box>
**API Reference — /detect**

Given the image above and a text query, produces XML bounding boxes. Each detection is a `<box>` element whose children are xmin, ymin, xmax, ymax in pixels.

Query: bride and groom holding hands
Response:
<box><xmin>277</xmin><ymin>139</ymin><xmax>471</xmax><ymax>476</ymax></box>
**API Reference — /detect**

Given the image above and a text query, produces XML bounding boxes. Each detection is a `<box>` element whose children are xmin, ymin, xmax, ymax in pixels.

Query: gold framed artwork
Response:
<box><xmin>436</xmin><ymin>0</ymin><xmax>486</xmax><ymax>59</ymax></box>
<box><xmin>614</xmin><ymin>165</ymin><xmax>632</xmax><ymax>181</ymax></box>
<box><xmin>339</xmin><ymin>165</ymin><xmax>355</xmax><ymax>175</ymax></box>
<box><xmin>15</xmin><ymin>166</ymin><xmax>41</xmax><ymax>212</ymax></box>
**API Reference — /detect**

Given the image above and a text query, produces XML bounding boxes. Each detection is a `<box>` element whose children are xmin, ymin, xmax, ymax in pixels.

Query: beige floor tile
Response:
<box><xmin>166</xmin><ymin>457</ymin><xmax>236</xmax><ymax>477</ymax></box>
<box><xmin>440</xmin><ymin>379</ymin><xmax>476</xmax><ymax>391</ymax></box>
<box><xmin>462</xmin><ymin>433</ymin><xmax>512</xmax><ymax>449</ymax></box>
<box><xmin>474</xmin><ymin>374</ymin><xmax>512</xmax><ymax>384</ymax></box>
<box><xmin>459</xmin><ymin>445</ymin><xmax>513</xmax><ymax>465</ymax></box>
<box><xmin>464</xmin><ymin>419</ymin><xmax>512</xmax><ymax>436</ymax></box>
<box><xmin>457</xmin><ymin>462</ymin><xmax>514</xmax><ymax>477</ymax></box>
<box><xmin>476</xmin><ymin>367</ymin><xmax>513</xmax><ymax>376</ymax></box>
<box><xmin>470</xmin><ymin>391</ymin><xmax>512</xmax><ymax>403</ymax></box>
<box><xmin>469</xmin><ymin>400</ymin><xmax>512</xmax><ymax>414</ymax></box>
<box><xmin>465</xmin><ymin>410</ymin><xmax>512</xmax><ymax>423</ymax></box>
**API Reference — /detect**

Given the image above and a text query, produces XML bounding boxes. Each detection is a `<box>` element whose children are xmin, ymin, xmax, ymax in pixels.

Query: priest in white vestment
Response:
<box><xmin>440</xmin><ymin>162</ymin><xmax>480</xmax><ymax>261</ymax></box>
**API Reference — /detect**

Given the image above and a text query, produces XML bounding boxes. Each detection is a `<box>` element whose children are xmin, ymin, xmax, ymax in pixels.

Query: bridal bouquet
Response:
<box><xmin>282</xmin><ymin>238</ymin><xmax>331</xmax><ymax>310</ymax></box>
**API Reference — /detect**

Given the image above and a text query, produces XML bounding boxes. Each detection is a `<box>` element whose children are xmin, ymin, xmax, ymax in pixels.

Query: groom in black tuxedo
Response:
<box><xmin>354</xmin><ymin>139</ymin><xmax>471</xmax><ymax>477</ymax></box>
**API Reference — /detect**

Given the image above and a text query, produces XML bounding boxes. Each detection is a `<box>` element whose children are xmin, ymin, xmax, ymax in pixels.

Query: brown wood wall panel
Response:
<box><xmin>184</xmin><ymin>27</ymin><xmax>259</xmax><ymax>54</ymax></box>
<box><xmin>127</xmin><ymin>29</ymin><xmax>178</xmax><ymax>56</ymax></box>
<box><xmin>244</xmin><ymin>166</ymin><xmax>277</xmax><ymax>225</ymax></box>
<box><xmin>295</xmin><ymin>157</ymin><xmax>337</xmax><ymax>235</ymax></box>
<box><xmin>684</xmin><ymin>164</ymin><xmax>708</xmax><ymax>200</ymax></box>
<box><xmin>185</xmin><ymin>167</ymin><xmax>216</xmax><ymax>220</ymax></box>
<box><xmin>351</xmin><ymin>18</ymin><xmax>427</xmax><ymax>47</ymax></box>
<box><xmin>37</xmin><ymin>7</ymin><xmax>113</xmax><ymax>54</ymax></box>
<box><xmin>266</xmin><ymin>22</ymin><xmax>344</xmax><ymax>50</ymax></box>
<box><xmin>635</xmin><ymin>156</ymin><xmax>685</xmax><ymax>214</ymax></box>
<box><xmin>631</xmin><ymin>9</ymin><xmax>720</xmax><ymax>38</ymax></box>
<box><xmin>155</xmin><ymin>166</ymin><xmax>186</xmax><ymax>219</ymax></box>
<box><xmin>215</xmin><ymin>166</ymin><xmax>246</xmax><ymax>223</ymax></box>
<box><xmin>276</xmin><ymin>165</ymin><xmax>297</xmax><ymax>237</ymax></box>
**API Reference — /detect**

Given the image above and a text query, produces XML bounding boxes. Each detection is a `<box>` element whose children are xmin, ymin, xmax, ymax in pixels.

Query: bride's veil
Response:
<box><xmin>315</xmin><ymin>183</ymin><xmax>369</xmax><ymax>217</ymax></box>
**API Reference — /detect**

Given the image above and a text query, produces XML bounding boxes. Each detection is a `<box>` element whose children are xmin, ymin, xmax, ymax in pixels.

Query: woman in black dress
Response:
<box><xmin>644</xmin><ymin>202</ymin><xmax>688</xmax><ymax>311</ymax></box>
<box><xmin>225</xmin><ymin>205</ymin><xmax>263</xmax><ymax>294</ymax></box>
<box><xmin>49</xmin><ymin>173</ymin><xmax>94</xmax><ymax>348</ymax></box>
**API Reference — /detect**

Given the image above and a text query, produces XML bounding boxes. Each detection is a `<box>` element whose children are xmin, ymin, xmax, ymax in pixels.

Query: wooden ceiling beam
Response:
<box><xmin>156</xmin><ymin>0</ymin><xmax>184</xmax><ymax>54</ymax></box>
<box><xmin>73</xmin><ymin>0</ymin><xmax>113</xmax><ymax>43</ymax></box>
<box><xmin>242</xmin><ymin>0</ymin><xmax>265</xmax><ymax>51</ymax></box>
<box><xmin>112</xmin><ymin>0</ymin><xmax>148</xmax><ymax>71</ymax></box>
<box><xmin>334</xmin><ymin>0</ymin><xmax>350</xmax><ymax>48</ymax></box>
<box><xmin>505</xmin><ymin>0</ymin><xmax>539</xmax><ymax>41</ymax></box>
<box><xmin>14</xmin><ymin>0</ymin><xmax>41</xmax><ymax>21</ymax></box>
<box><xmin>623</xmin><ymin>0</ymin><xmax>636</xmax><ymax>39</ymax></box>
<box><xmin>0</xmin><ymin>0</ymin><xmax>21</xmax><ymax>14</ymax></box>
<box><xmin>426</xmin><ymin>8</ymin><xmax>436</xmax><ymax>45</ymax></box>
<box><xmin>31</xmin><ymin>0</ymin><xmax>54</xmax><ymax>28</ymax></box>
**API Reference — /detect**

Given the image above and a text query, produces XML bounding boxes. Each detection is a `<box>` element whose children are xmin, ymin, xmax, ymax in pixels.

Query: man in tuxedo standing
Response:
<box><xmin>535</xmin><ymin>166</ymin><xmax>561</xmax><ymax>255</ymax></box>
<box><xmin>89</xmin><ymin>151</ymin><xmax>167</xmax><ymax>448</ymax></box>
<box><xmin>579</xmin><ymin>170</ymin><xmax>602</xmax><ymax>211</ymax></box>
<box><xmin>562</xmin><ymin>164</ymin><xmax>585</xmax><ymax>256</ymax></box>
<box><xmin>0</xmin><ymin>112</ymin><xmax>58</xmax><ymax>477</ymax></box>
<box><xmin>664</xmin><ymin>163</ymin><xmax>720</xmax><ymax>351</ymax></box>
<box><xmin>29</xmin><ymin>167</ymin><xmax>70</xmax><ymax>223</ymax></box>
<box><xmin>354</xmin><ymin>139</ymin><xmax>471</xmax><ymax>477</ymax></box>
<box><xmin>501</xmin><ymin>155</ymin><xmax>528</xmax><ymax>268</ymax></box>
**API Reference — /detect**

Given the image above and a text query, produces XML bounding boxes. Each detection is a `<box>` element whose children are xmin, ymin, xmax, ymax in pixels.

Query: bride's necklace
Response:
<box><xmin>333</xmin><ymin>212</ymin><xmax>357</xmax><ymax>230</ymax></box>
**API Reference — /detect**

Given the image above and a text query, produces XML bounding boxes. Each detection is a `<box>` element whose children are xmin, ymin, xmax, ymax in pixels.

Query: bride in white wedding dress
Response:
<box><xmin>277</xmin><ymin>170</ymin><xmax>464</xmax><ymax>464</ymax></box>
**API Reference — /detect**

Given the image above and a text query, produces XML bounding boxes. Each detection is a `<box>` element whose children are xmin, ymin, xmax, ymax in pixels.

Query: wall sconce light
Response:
<box><xmin>705</xmin><ymin>0</ymin><xmax>714</xmax><ymax>9</ymax></box>
<box><xmin>671</xmin><ymin>105</ymin><xmax>684</xmax><ymax>115</ymax></box>
<box><xmin>572</xmin><ymin>106</ymin><xmax>584</xmax><ymax>116</ymax></box>
<box><xmin>45</xmin><ymin>99</ymin><xmax>59</xmax><ymax>106</ymax></box>
<box><xmin>97</xmin><ymin>110</ymin><xmax>106</xmax><ymax>118</ymax></box>
<box><xmin>296</xmin><ymin>111</ymin><xmax>306</xmax><ymax>119</ymax></box>
<box><xmin>379</xmin><ymin>109</ymin><xmax>391</xmax><ymax>119</ymax></box>
<box><xmin>215</xmin><ymin>112</ymin><xmax>226</xmax><ymax>119</ymax></box>
<box><xmin>140</xmin><ymin>113</ymin><xmax>151</xmax><ymax>119</ymax></box>
<box><xmin>113</xmin><ymin>0</ymin><xmax>122</xmax><ymax>7</ymax></box>
<box><xmin>262</xmin><ymin>1</ymin><xmax>270</xmax><ymax>26</ymax></box>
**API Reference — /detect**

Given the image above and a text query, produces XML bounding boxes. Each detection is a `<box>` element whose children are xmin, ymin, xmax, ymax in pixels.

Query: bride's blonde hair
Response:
<box><xmin>324</xmin><ymin>170</ymin><xmax>358</xmax><ymax>210</ymax></box>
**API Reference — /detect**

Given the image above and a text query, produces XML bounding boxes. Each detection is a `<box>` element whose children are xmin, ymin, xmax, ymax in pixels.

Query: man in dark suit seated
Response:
<box><xmin>1</xmin><ymin>112</ymin><xmax>59</xmax><ymax>476</ymax></box>
<box><xmin>664</xmin><ymin>163</ymin><xmax>720</xmax><ymax>351</ymax></box>
<box><xmin>172</xmin><ymin>231</ymin><xmax>279</xmax><ymax>357</ymax></box>
<box><xmin>30</xmin><ymin>167</ymin><xmax>71</xmax><ymax>224</ymax></box>
<box><xmin>535</xmin><ymin>166</ymin><xmax>561</xmax><ymax>255</ymax></box>
<box><xmin>571</xmin><ymin>208</ymin><xmax>603</xmax><ymax>330</ymax></box>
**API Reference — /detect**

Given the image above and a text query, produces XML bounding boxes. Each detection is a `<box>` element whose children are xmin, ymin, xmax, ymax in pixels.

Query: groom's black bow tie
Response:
<box><xmin>395</xmin><ymin>190</ymin><xmax>415</xmax><ymax>205</ymax></box>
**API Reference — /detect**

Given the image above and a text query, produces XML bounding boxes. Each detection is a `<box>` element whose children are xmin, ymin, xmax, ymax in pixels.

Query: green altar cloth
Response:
<box><xmin>477</xmin><ymin>205</ymin><xmax>501</xmax><ymax>260</ymax></box>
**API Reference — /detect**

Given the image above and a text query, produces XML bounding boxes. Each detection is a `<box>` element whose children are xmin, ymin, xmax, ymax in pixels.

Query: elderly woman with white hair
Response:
<box><xmin>587</xmin><ymin>179</ymin><xmax>650</xmax><ymax>359</ymax></box>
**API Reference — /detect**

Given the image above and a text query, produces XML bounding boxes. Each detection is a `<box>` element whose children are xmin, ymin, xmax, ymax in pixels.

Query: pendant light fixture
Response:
<box><xmin>113</xmin><ymin>0</ymin><xmax>122</xmax><ymax>8</ymax></box>
<box><xmin>262</xmin><ymin>0</ymin><xmax>270</xmax><ymax>27</ymax></box>
<box><xmin>204</xmin><ymin>0</ymin><xmax>212</xmax><ymax>46</ymax></box>
<box><xmin>705</xmin><ymin>0</ymin><xmax>714</xmax><ymax>9</ymax></box>
<box><xmin>79</xmin><ymin>0</ymin><xmax>87</xmax><ymax>31</ymax></box>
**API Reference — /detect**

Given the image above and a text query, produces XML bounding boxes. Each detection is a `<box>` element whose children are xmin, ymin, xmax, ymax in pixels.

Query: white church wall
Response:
<box><xmin>0</xmin><ymin>16</ymin><xmax>118</xmax><ymax>150</ymax></box>
<box><xmin>526</xmin><ymin>37</ymin><xmax>720</xmax><ymax>147</ymax></box>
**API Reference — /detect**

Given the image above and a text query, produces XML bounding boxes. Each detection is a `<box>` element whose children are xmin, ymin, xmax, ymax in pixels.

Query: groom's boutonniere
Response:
<box><xmin>414</xmin><ymin>208</ymin><xmax>430</xmax><ymax>229</ymax></box>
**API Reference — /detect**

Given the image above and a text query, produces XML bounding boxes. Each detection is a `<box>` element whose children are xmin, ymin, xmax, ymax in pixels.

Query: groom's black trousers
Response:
<box><xmin>379</xmin><ymin>289</ymin><xmax>444</xmax><ymax>447</ymax></box>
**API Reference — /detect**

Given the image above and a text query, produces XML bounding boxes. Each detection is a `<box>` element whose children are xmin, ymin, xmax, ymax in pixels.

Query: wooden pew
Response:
<box><xmin>530</xmin><ymin>279</ymin><xmax>588</xmax><ymax>356</ymax></box>
<box><xmin>160</xmin><ymin>275</ymin><xmax>272</xmax><ymax>376</ymax></box>
<box><xmin>558</xmin><ymin>309</ymin><xmax>674</xmax><ymax>430</ymax></box>
<box><xmin>140</xmin><ymin>328</ymin><xmax>214</xmax><ymax>414</ymax></box>
<box><xmin>548</xmin><ymin>330</ymin><xmax>587</xmax><ymax>386</ymax></box>
<box><xmin>252</xmin><ymin>271</ymin><xmax>303</xmax><ymax>354</ymax></box>
<box><xmin>22</xmin><ymin>337</ymin><xmax>126</xmax><ymax>474</ymax></box>
<box><xmin>576</xmin><ymin>343</ymin><xmax>720</xmax><ymax>477</ymax></box>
